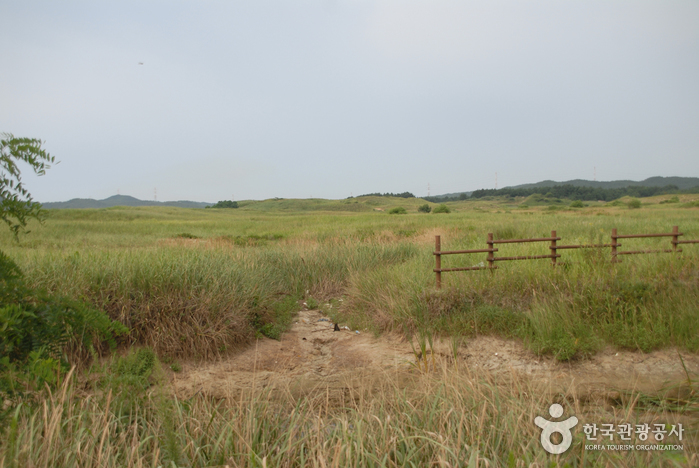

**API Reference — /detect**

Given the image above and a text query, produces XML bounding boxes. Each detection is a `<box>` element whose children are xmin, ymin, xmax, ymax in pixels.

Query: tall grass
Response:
<box><xmin>1</xmin><ymin>361</ymin><xmax>695</xmax><ymax>467</ymax></box>
<box><xmin>2</xmin><ymin>203</ymin><xmax>698</xmax><ymax>360</ymax></box>
<box><xmin>343</xmin><ymin>242</ymin><xmax>699</xmax><ymax>359</ymax></box>
<box><xmin>12</xmin><ymin>243</ymin><xmax>417</xmax><ymax>358</ymax></box>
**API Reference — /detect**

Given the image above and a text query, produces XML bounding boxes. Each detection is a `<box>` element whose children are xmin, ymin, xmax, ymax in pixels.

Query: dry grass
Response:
<box><xmin>1</xmin><ymin>360</ymin><xmax>696</xmax><ymax>468</ymax></box>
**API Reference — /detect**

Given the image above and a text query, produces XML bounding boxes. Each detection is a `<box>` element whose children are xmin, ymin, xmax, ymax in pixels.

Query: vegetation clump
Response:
<box><xmin>627</xmin><ymin>198</ymin><xmax>642</xmax><ymax>209</ymax></box>
<box><xmin>0</xmin><ymin>252</ymin><xmax>126</xmax><ymax>379</ymax></box>
<box><xmin>208</xmin><ymin>200</ymin><xmax>239</xmax><ymax>209</ymax></box>
<box><xmin>432</xmin><ymin>204</ymin><xmax>451</xmax><ymax>214</ymax></box>
<box><xmin>417</xmin><ymin>203</ymin><xmax>432</xmax><ymax>213</ymax></box>
<box><xmin>103</xmin><ymin>347</ymin><xmax>158</xmax><ymax>392</ymax></box>
<box><xmin>174</xmin><ymin>232</ymin><xmax>199</xmax><ymax>239</ymax></box>
<box><xmin>388</xmin><ymin>207</ymin><xmax>407</xmax><ymax>214</ymax></box>
<box><xmin>356</xmin><ymin>191</ymin><xmax>415</xmax><ymax>198</ymax></box>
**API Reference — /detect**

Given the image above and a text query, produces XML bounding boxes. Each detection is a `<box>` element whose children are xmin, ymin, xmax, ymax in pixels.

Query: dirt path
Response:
<box><xmin>172</xmin><ymin>309</ymin><xmax>699</xmax><ymax>404</ymax></box>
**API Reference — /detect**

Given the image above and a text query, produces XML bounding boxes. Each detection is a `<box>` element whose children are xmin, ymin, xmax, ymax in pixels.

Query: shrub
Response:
<box><xmin>570</xmin><ymin>200</ymin><xmax>584</xmax><ymax>208</ymax></box>
<box><xmin>627</xmin><ymin>198</ymin><xmax>641</xmax><ymax>209</ymax></box>
<box><xmin>388</xmin><ymin>207</ymin><xmax>407</xmax><ymax>215</ymax></box>
<box><xmin>417</xmin><ymin>204</ymin><xmax>432</xmax><ymax>213</ymax></box>
<box><xmin>208</xmin><ymin>200</ymin><xmax>239</xmax><ymax>209</ymax></box>
<box><xmin>111</xmin><ymin>347</ymin><xmax>157</xmax><ymax>386</ymax></box>
<box><xmin>660</xmin><ymin>196</ymin><xmax>679</xmax><ymax>204</ymax></box>
<box><xmin>0</xmin><ymin>251</ymin><xmax>126</xmax><ymax>390</ymax></box>
<box><xmin>432</xmin><ymin>204</ymin><xmax>451</xmax><ymax>214</ymax></box>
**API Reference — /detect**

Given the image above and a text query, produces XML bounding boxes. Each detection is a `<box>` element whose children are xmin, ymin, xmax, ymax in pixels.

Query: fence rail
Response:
<box><xmin>433</xmin><ymin>225</ymin><xmax>697</xmax><ymax>288</ymax></box>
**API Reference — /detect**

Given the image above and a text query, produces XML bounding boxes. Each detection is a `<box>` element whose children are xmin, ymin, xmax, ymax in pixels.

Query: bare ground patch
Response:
<box><xmin>171</xmin><ymin>310</ymin><xmax>699</xmax><ymax>410</ymax></box>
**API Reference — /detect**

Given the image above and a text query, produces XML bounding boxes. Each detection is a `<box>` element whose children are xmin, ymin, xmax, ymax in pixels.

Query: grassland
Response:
<box><xmin>1</xmin><ymin>194</ymin><xmax>698</xmax><ymax>466</ymax></box>
<box><xmin>5</xmin><ymin>194</ymin><xmax>699</xmax><ymax>358</ymax></box>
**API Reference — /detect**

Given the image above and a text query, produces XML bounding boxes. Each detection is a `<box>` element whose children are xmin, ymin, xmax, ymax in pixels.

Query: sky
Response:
<box><xmin>1</xmin><ymin>1</ymin><xmax>698</xmax><ymax>203</ymax></box>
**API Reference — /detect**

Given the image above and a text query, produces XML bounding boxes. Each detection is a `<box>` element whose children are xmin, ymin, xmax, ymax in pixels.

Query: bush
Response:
<box><xmin>208</xmin><ymin>200</ymin><xmax>239</xmax><ymax>209</ymax></box>
<box><xmin>417</xmin><ymin>204</ymin><xmax>432</xmax><ymax>213</ymax></box>
<box><xmin>627</xmin><ymin>198</ymin><xmax>641</xmax><ymax>209</ymax></box>
<box><xmin>388</xmin><ymin>207</ymin><xmax>407</xmax><ymax>215</ymax></box>
<box><xmin>0</xmin><ymin>251</ymin><xmax>126</xmax><ymax>394</ymax></box>
<box><xmin>110</xmin><ymin>347</ymin><xmax>157</xmax><ymax>387</ymax></box>
<box><xmin>660</xmin><ymin>196</ymin><xmax>679</xmax><ymax>204</ymax></box>
<box><xmin>570</xmin><ymin>200</ymin><xmax>584</xmax><ymax>208</ymax></box>
<box><xmin>432</xmin><ymin>204</ymin><xmax>451</xmax><ymax>214</ymax></box>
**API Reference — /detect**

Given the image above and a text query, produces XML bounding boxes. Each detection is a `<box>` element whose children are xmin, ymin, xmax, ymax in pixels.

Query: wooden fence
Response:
<box><xmin>433</xmin><ymin>225</ymin><xmax>699</xmax><ymax>289</ymax></box>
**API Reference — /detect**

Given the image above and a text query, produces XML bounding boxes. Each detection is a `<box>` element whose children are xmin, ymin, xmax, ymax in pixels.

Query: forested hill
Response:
<box><xmin>427</xmin><ymin>176</ymin><xmax>699</xmax><ymax>202</ymax></box>
<box><xmin>507</xmin><ymin>176</ymin><xmax>699</xmax><ymax>191</ymax></box>
<box><xmin>43</xmin><ymin>195</ymin><xmax>212</xmax><ymax>209</ymax></box>
<box><xmin>469</xmin><ymin>184</ymin><xmax>699</xmax><ymax>202</ymax></box>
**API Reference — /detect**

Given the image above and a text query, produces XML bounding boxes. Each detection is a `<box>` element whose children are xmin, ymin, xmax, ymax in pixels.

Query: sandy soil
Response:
<box><xmin>171</xmin><ymin>309</ymin><xmax>699</xmax><ymax>407</ymax></box>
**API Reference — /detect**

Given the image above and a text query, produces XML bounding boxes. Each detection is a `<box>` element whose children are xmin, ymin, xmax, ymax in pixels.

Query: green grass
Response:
<box><xmin>1</xmin><ymin>196</ymin><xmax>699</xmax><ymax>466</ymax></box>
<box><xmin>1</xmin><ymin>197</ymin><xmax>698</xmax><ymax>360</ymax></box>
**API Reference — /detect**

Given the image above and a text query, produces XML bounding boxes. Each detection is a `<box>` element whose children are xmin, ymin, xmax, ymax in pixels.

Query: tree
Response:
<box><xmin>0</xmin><ymin>134</ymin><xmax>126</xmax><ymax>396</ymax></box>
<box><xmin>208</xmin><ymin>200</ymin><xmax>239</xmax><ymax>209</ymax></box>
<box><xmin>1</xmin><ymin>133</ymin><xmax>55</xmax><ymax>238</ymax></box>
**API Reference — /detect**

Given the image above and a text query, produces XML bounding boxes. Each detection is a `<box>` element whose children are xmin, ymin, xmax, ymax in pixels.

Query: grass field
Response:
<box><xmin>1</xmin><ymin>194</ymin><xmax>698</xmax><ymax>466</ymax></box>
<box><xmin>5</xmin><ymin>194</ymin><xmax>699</xmax><ymax>358</ymax></box>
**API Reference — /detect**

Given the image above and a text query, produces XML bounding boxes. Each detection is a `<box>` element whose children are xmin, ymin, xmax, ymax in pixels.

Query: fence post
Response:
<box><xmin>611</xmin><ymin>228</ymin><xmax>618</xmax><ymax>263</ymax></box>
<box><xmin>487</xmin><ymin>233</ymin><xmax>494</xmax><ymax>270</ymax></box>
<box><xmin>435</xmin><ymin>235</ymin><xmax>442</xmax><ymax>289</ymax></box>
<box><xmin>672</xmin><ymin>225</ymin><xmax>679</xmax><ymax>253</ymax></box>
<box><xmin>550</xmin><ymin>230</ymin><xmax>557</xmax><ymax>267</ymax></box>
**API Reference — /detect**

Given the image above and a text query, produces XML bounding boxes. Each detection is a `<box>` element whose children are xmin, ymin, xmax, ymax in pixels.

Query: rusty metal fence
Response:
<box><xmin>434</xmin><ymin>225</ymin><xmax>699</xmax><ymax>289</ymax></box>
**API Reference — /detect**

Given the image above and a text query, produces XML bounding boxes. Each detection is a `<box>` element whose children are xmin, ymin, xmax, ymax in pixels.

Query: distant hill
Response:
<box><xmin>430</xmin><ymin>191</ymin><xmax>472</xmax><ymax>199</ymax></box>
<box><xmin>42</xmin><ymin>195</ymin><xmax>212</xmax><ymax>209</ymax></box>
<box><xmin>506</xmin><ymin>176</ymin><xmax>699</xmax><ymax>191</ymax></box>
<box><xmin>430</xmin><ymin>176</ymin><xmax>699</xmax><ymax>200</ymax></box>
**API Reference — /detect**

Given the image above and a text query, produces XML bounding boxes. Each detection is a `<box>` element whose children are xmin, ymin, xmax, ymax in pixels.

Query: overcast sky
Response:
<box><xmin>1</xmin><ymin>1</ymin><xmax>698</xmax><ymax>202</ymax></box>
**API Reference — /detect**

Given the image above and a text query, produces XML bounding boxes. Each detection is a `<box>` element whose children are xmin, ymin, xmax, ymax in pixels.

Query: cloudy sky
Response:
<box><xmin>1</xmin><ymin>1</ymin><xmax>698</xmax><ymax>202</ymax></box>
